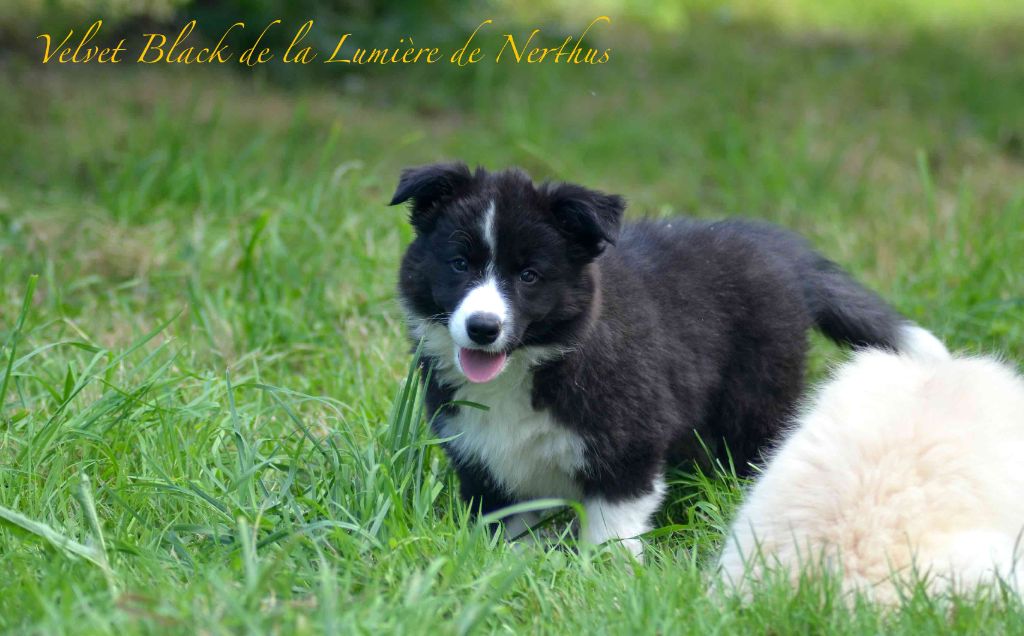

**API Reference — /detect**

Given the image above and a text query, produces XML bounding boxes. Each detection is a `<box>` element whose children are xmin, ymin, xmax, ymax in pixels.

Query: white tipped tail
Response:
<box><xmin>898</xmin><ymin>324</ymin><xmax>950</xmax><ymax>361</ymax></box>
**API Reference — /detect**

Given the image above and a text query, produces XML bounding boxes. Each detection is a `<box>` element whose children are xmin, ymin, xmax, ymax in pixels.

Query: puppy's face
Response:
<box><xmin>393</xmin><ymin>163</ymin><xmax>624</xmax><ymax>384</ymax></box>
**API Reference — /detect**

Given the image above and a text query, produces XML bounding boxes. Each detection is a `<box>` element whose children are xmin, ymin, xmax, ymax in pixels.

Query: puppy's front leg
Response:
<box><xmin>502</xmin><ymin>511</ymin><xmax>542</xmax><ymax>542</ymax></box>
<box><xmin>581</xmin><ymin>476</ymin><xmax>666</xmax><ymax>561</ymax></box>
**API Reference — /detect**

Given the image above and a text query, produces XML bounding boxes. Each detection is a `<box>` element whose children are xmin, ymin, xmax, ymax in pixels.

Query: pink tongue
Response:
<box><xmin>459</xmin><ymin>348</ymin><xmax>508</xmax><ymax>383</ymax></box>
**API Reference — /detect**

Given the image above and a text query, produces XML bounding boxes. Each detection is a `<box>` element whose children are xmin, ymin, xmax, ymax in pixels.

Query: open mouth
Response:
<box><xmin>458</xmin><ymin>347</ymin><xmax>508</xmax><ymax>383</ymax></box>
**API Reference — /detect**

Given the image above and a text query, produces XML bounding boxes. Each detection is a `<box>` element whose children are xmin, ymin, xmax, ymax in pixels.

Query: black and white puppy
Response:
<box><xmin>392</xmin><ymin>162</ymin><xmax>945</xmax><ymax>558</ymax></box>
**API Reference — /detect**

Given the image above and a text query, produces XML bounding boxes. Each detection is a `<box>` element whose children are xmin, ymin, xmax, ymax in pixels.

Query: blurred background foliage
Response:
<box><xmin>2</xmin><ymin>0</ymin><xmax>1022</xmax><ymax>93</ymax></box>
<box><xmin>1</xmin><ymin>0</ymin><xmax>1020</xmax><ymax>102</ymax></box>
<box><xmin>5</xmin><ymin>0</ymin><xmax>1024</xmax><ymax>50</ymax></box>
<box><xmin>1</xmin><ymin>0</ymin><xmax>472</xmax><ymax>54</ymax></box>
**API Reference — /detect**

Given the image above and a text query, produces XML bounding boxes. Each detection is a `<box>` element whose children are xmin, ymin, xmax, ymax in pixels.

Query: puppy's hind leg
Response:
<box><xmin>581</xmin><ymin>476</ymin><xmax>667</xmax><ymax>562</ymax></box>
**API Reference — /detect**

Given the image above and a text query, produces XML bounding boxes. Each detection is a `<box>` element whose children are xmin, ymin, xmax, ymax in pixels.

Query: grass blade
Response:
<box><xmin>75</xmin><ymin>473</ymin><xmax>118</xmax><ymax>594</ymax></box>
<box><xmin>0</xmin><ymin>503</ymin><xmax>105</xmax><ymax>568</ymax></box>
<box><xmin>1</xmin><ymin>274</ymin><xmax>38</xmax><ymax>417</ymax></box>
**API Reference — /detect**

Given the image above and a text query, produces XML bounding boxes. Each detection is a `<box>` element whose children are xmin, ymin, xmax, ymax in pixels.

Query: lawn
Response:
<box><xmin>1</xmin><ymin>2</ymin><xmax>1024</xmax><ymax>633</ymax></box>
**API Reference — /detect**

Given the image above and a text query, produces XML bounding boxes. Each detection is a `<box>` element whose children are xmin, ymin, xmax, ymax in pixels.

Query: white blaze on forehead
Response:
<box><xmin>450</xmin><ymin>199</ymin><xmax>509</xmax><ymax>350</ymax></box>
<box><xmin>450</xmin><ymin>200</ymin><xmax>513</xmax><ymax>350</ymax></box>
<box><xmin>481</xmin><ymin>200</ymin><xmax>497</xmax><ymax>257</ymax></box>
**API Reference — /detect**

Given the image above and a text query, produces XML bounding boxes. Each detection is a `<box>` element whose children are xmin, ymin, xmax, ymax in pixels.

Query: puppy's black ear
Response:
<box><xmin>389</xmin><ymin>162</ymin><xmax>473</xmax><ymax>233</ymax></box>
<box><xmin>544</xmin><ymin>182</ymin><xmax>625</xmax><ymax>259</ymax></box>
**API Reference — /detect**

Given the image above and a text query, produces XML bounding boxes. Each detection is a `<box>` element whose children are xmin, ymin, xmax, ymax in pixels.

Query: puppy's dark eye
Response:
<box><xmin>519</xmin><ymin>269</ymin><xmax>539</xmax><ymax>284</ymax></box>
<box><xmin>449</xmin><ymin>257</ymin><xmax>469</xmax><ymax>273</ymax></box>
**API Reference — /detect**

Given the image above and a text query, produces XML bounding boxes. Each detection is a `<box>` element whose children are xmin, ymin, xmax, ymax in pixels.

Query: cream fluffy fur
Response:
<box><xmin>718</xmin><ymin>349</ymin><xmax>1024</xmax><ymax>603</ymax></box>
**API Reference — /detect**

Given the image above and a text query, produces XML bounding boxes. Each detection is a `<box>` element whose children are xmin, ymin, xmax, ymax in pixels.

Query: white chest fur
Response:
<box><xmin>437</xmin><ymin>357</ymin><xmax>586</xmax><ymax>501</ymax></box>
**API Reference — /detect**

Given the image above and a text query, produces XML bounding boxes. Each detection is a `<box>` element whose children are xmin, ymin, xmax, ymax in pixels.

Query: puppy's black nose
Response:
<box><xmin>466</xmin><ymin>313</ymin><xmax>502</xmax><ymax>345</ymax></box>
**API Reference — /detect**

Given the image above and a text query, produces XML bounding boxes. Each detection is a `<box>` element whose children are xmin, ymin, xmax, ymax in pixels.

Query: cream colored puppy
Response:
<box><xmin>718</xmin><ymin>347</ymin><xmax>1024</xmax><ymax>603</ymax></box>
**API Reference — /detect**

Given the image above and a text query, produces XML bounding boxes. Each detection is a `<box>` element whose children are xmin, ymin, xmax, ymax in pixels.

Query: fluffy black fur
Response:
<box><xmin>393</xmin><ymin>162</ymin><xmax>907</xmax><ymax>516</ymax></box>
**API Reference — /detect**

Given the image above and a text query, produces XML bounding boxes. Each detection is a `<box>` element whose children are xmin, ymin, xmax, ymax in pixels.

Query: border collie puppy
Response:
<box><xmin>392</xmin><ymin>162</ymin><xmax>945</xmax><ymax>558</ymax></box>
<box><xmin>718</xmin><ymin>348</ymin><xmax>1024</xmax><ymax>602</ymax></box>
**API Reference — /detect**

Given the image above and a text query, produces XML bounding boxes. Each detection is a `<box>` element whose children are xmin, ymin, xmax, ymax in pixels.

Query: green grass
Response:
<box><xmin>2</xmin><ymin>4</ymin><xmax>1024</xmax><ymax>633</ymax></box>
